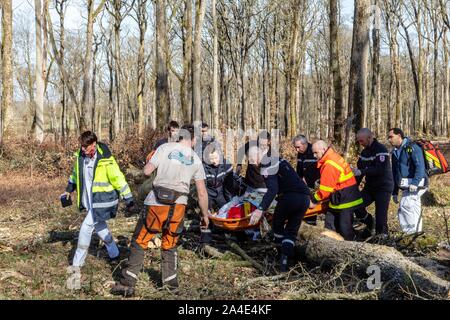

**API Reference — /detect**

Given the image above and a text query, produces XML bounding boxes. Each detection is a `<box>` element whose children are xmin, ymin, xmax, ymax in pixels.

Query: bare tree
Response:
<box><xmin>346</xmin><ymin>0</ymin><xmax>370</xmax><ymax>155</ymax></box>
<box><xmin>1</xmin><ymin>0</ymin><xmax>13</xmax><ymax>147</ymax></box>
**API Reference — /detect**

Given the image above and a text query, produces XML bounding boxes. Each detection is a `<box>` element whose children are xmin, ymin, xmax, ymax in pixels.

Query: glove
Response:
<box><xmin>409</xmin><ymin>185</ymin><xmax>418</xmax><ymax>192</ymax></box>
<box><xmin>352</xmin><ymin>168</ymin><xmax>362</xmax><ymax>177</ymax></box>
<box><xmin>392</xmin><ymin>195</ymin><xmax>399</xmax><ymax>204</ymax></box>
<box><xmin>249</xmin><ymin>209</ymin><xmax>263</xmax><ymax>225</ymax></box>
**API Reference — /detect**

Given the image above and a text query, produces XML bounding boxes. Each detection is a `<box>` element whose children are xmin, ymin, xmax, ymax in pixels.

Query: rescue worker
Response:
<box><xmin>248</xmin><ymin>146</ymin><xmax>310</xmax><ymax>272</ymax></box>
<box><xmin>353</xmin><ymin>128</ymin><xmax>394</xmax><ymax>237</ymax></box>
<box><xmin>309</xmin><ymin>140</ymin><xmax>364</xmax><ymax>240</ymax></box>
<box><xmin>292</xmin><ymin>134</ymin><xmax>320</xmax><ymax>225</ymax></box>
<box><xmin>153</xmin><ymin>120</ymin><xmax>180</xmax><ymax>151</ymax></box>
<box><xmin>111</xmin><ymin>124</ymin><xmax>209</xmax><ymax>296</ymax></box>
<box><xmin>64</xmin><ymin>131</ymin><xmax>134</xmax><ymax>285</ymax></box>
<box><xmin>388</xmin><ymin>128</ymin><xmax>428</xmax><ymax>234</ymax></box>
<box><xmin>203</xmin><ymin>143</ymin><xmax>234</xmax><ymax>211</ymax></box>
<box><xmin>235</xmin><ymin>130</ymin><xmax>272</xmax><ymax>191</ymax></box>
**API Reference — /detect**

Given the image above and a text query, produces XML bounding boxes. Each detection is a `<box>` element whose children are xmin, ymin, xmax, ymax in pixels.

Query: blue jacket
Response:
<box><xmin>391</xmin><ymin>137</ymin><xmax>428</xmax><ymax>195</ymax></box>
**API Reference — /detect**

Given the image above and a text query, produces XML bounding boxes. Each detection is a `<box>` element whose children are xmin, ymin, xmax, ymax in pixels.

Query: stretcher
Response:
<box><xmin>209</xmin><ymin>200</ymin><xmax>329</xmax><ymax>231</ymax></box>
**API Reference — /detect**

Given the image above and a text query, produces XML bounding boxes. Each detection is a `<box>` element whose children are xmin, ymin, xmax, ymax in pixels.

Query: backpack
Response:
<box><xmin>407</xmin><ymin>139</ymin><xmax>449</xmax><ymax>176</ymax></box>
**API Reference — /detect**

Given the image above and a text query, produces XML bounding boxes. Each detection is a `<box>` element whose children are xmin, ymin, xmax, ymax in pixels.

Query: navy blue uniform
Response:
<box><xmin>296</xmin><ymin>143</ymin><xmax>320</xmax><ymax>189</ymax></box>
<box><xmin>203</xmin><ymin>158</ymin><xmax>234</xmax><ymax>211</ymax></box>
<box><xmin>296</xmin><ymin>143</ymin><xmax>320</xmax><ymax>225</ymax></box>
<box><xmin>355</xmin><ymin>139</ymin><xmax>394</xmax><ymax>235</ymax></box>
<box><xmin>258</xmin><ymin>157</ymin><xmax>310</xmax><ymax>259</ymax></box>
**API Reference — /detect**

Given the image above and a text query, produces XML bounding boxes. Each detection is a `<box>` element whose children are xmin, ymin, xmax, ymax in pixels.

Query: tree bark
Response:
<box><xmin>297</xmin><ymin>224</ymin><xmax>450</xmax><ymax>299</ymax></box>
<box><xmin>330</xmin><ymin>0</ymin><xmax>344</xmax><ymax>146</ymax></box>
<box><xmin>1</xmin><ymin>0</ymin><xmax>12</xmax><ymax>146</ymax></box>
<box><xmin>35</xmin><ymin>0</ymin><xmax>45</xmax><ymax>143</ymax></box>
<box><xmin>346</xmin><ymin>0</ymin><xmax>370</xmax><ymax>156</ymax></box>
<box><xmin>192</xmin><ymin>0</ymin><xmax>207</xmax><ymax>123</ymax></box>
<box><xmin>212</xmin><ymin>0</ymin><xmax>219</xmax><ymax>130</ymax></box>
<box><xmin>181</xmin><ymin>0</ymin><xmax>193</xmax><ymax>123</ymax></box>
<box><xmin>155</xmin><ymin>0</ymin><xmax>171</xmax><ymax>125</ymax></box>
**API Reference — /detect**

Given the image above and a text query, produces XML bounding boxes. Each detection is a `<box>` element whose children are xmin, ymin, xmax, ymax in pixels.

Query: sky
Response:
<box><xmin>12</xmin><ymin>0</ymin><xmax>356</xmax><ymax>32</ymax></box>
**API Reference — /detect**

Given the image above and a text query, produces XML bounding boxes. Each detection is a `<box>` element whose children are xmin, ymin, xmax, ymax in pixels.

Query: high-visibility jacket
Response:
<box><xmin>311</xmin><ymin>148</ymin><xmax>363</xmax><ymax>211</ymax></box>
<box><xmin>66</xmin><ymin>142</ymin><xmax>133</xmax><ymax>222</ymax></box>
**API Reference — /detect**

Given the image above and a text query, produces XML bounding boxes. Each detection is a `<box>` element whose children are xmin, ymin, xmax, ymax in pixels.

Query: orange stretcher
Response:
<box><xmin>209</xmin><ymin>200</ymin><xmax>329</xmax><ymax>231</ymax></box>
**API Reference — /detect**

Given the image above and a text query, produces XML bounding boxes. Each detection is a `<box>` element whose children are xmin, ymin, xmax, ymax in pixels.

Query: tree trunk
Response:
<box><xmin>330</xmin><ymin>0</ymin><xmax>344</xmax><ymax>146</ymax></box>
<box><xmin>155</xmin><ymin>0</ymin><xmax>171</xmax><ymax>125</ymax></box>
<box><xmin>297</xmin><ymin>224</ymin><xmax>450</xmax><ymax>299</ymax></box>
<box><xmin>181</xmin><ymin>0</ymin><xmax>193</xmax><ymax>123</ymax></box>
<box><xmin>212</xmin><ymin>0</ymin><xmax>219</xmax><ymax>130</ymax></box>
<box><xmin>35</xmin><ymin>0</ymin><xmax>45</xmax><ymax>143</ymax></box>
<box><xmin>137</xmin><ymin>0</ymin><xmax>148</xmax><ymax>136</ymax></box>
<box><xmin>1</xmin><ymin>0</ymin><xmax>13</xmax><ymax>146</ymax></box>
<box><xmin>370</xmin><ymin>0</ymin><xmax>381</xmax><ymax>135</ymax></box>
<box><xmin>346</xmin><ymin>0</ymin><xmax>370</xmax><ymax>156</ymax></box>
<box><xmin>80</xmin><ymin>0</ymin><xmax>106</xmax><ymax>132</ymax></box>
<box><xmin>192</xmin><ymin>0</ymin><xmax>207</xmax><ymax>123</ymax></box>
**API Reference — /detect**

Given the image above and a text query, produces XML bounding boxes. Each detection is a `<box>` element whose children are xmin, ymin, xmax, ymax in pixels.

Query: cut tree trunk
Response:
<box><xmin>296</xmin><ymin>224</ymin><xmax>450</xmax><ymax>298</ymax></box>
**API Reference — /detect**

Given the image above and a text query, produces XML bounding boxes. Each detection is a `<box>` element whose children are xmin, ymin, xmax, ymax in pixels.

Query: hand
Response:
<box><xmin>63</xmin><ymin>191</ymin><xmax>72</xmax><ymax>199</ymax></box>
<box><xmin>352</xmin><ymin>168</ymin><xmax>362</xmax><ymax>177</ymax></box>
<box><xmin>392</xmin><ymin>195</ymin><xmax>399</xmax><ymax>204</ymax></box>
<box><xmin>249</xmin><ymin>209</ymin><xmax>263</xmax><ymax>225</ymax></box>
<box><xmin>409</xmin><ymin>185</ymin><xmax>418</xmax><ymax>192</ymax></box>
<box><xmin>309</xmin><ymin>201</ymin><xmax>317</xmax><ymax>209</ymax></box>
<box><xmin>201</xmin><ymin>214</ymin><xmax>209</xmax><ymax>228</ymax></box>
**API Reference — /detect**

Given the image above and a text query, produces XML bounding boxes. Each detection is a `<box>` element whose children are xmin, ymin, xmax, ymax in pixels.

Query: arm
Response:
<box><xmin>107</xmin><ymin>157</ymin><xmax>134</xmax><ymax>205</ymax></box>
<box><xmin>195</xmin><ymin>179</ymin><xmax>210</xmax><ymax>227</ymax></box>
<box><xmin>410</xmin><ymin>144</ymin><xmax>427</xmax><ymax>186</ymax></box>
<box><xmin>311</xmin><ymin>163</ymin><xmax>340</xmax><ymax>203</ymax></box>
<box><xmin>258</xmin><ymin>174</ymin><xmax>278</xmax><ymax>211</ymax></box>
<box><xmin>143</xmin><ymin>162</ymin><xmax>157</xmax><ymax>176</ymax></box>
<box><xmin>65</xmin><ymin>163</ymin><xmax>77</xmax><ymax>193</ymax></box>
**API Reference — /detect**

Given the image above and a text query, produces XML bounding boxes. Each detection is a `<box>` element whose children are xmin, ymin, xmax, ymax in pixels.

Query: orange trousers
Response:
<box><xmin>134</xmin><ymin>204</ymin><xmax>186</xmax><ymax>250</ymax></box>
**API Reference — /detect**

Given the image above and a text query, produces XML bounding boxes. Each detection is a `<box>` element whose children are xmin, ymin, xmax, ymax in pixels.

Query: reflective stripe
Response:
<box><xmin>205</xmin><ymin>174</ymin><xmax>215</xmax><ymax>178</ymax></box>
<box><xmin>164</xmin><ymin>274</ymin><xmax>177</xmax><ymax>283</ymax></box>
<box><xmin>122</xmin><ymin>192</ymin><xmax>132</xmax><ymax>199</ymax></box>
<box><xmin>319</xmin><ymin>184</ymin><xmax>334</xmax><ymax>192</ymax></box>
<box><xmin>329</xmin><ymin>197</ymin><xmax>364</xmax><ymax>210</ymax></box>
<box><xmin>120</xmin><ymin>185</ymin><xmax>130</xmax><ymax>193</ymax></box>
<box><xmin>338</xmin><ymin>171</ymin><xmax>354</xmax><ymax>183</ymax></box>
<box><xmin>425</xmin><ymin>152</ymin><xmax>441</xmax><ymax>168</ymax></box>
<box><xmin>360</xmin><ymin>153</ymin><xmax>390</xmax><ymax>161</ymax></box>
<box><xmin>93</xmin><ymin>182</ymin><xmax>110</xmax><ymax>187</ymax></box>
<box><xmin>314</xmin><ymin>193</ymin><xmax>322</xmax><ymax>201</ymax></box>
<box><xmin>303</xmin><ymin>159</ymin><xmax>317</xmax><ymax>163</ymax></box>
<box><xmin>274</xmin><ymin>233</ymin><xmax>284</xmax><ymax>238</ymax></box>
<box><xmin>324</xmin><ymin>160</ymin><xmax>344</xmax><ymax>173</ymax></box>
<box><xmin>69</xmin><ymin>177</ymin><xmax>76</xmax><ymax>184</ymax></box>
<box><xmin>282</xmin><ymin>239</ymin><xmax>295</xmax><ymax>246</ymax></box>
<box><xmin>126</xmin><ymin>270</ymin><xmax>137</xmax><ymax>279</ymax></box>
<box><xmin>92</xmin><ymin>199</ymin><xmax>119</xmax><ymax>208</ymax></box>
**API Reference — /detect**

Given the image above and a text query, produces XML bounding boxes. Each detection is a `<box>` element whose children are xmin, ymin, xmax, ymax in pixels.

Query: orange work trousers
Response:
<box><xmin>134</xmin><ymin>204</ymin><xmax>186</xmax><ymax>250</ymax></box>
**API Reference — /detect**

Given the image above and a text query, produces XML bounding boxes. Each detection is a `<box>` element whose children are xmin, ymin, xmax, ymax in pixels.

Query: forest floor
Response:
<box><xmin>0</xmin><ymin>136</ymin><xmax>449</xmax><ymax>300</ymax></box>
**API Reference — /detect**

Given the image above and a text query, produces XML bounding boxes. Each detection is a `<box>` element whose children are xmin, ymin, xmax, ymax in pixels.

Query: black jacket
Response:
<box><xmin>357</xmin><ymin>139</ymin><xmax>394</xmax><ymax>193</ymax></box>
<box><xmin>258</xmin><ymin>157</ymin><xmax>310</xmax><ymax>211</ymax></box>
<box><xmin>296</xmin><ymin>143</ymin><xmax>320</xmax><ymax>189</ymax></box>
<box><xmin>203</xmin><ymin>158</ymin><xmax>234</xmax><ymax>202</ymax></box>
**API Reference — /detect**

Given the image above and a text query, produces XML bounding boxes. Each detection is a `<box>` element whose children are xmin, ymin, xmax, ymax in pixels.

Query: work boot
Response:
<box><xmin>279</xmin><ymin>254</ymin><xmax>289</xmax><ymax>273</ymax></box>
<box><xmin>110</xmin><ymin>282</ymin><xmax>135</xmax><ymax>297</ymax></box>
<box><xmin>360</xmin><ymin>214</ymin><xmax>374</xmax><ymax>239</ymax></box>
<box><xmin>161</xmin><ymin>249</ymin><xmax>179</xmax><ymax>289</ymax></box>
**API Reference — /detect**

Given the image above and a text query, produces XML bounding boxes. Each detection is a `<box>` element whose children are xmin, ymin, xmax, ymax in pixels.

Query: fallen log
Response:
<box><xmin>296</xmin><ymin>224</ymin><xmax>450</xmax><ymax>298</ymax></box>
<box><xmin>226</xmin><ymin>239</ymin><xmax>267</xmax><ymax>274</ymax></box>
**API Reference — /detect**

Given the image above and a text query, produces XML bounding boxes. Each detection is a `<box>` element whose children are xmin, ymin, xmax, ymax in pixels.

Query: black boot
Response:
<box><xmin>161</xmin><ymin>248</ymin><xmax>179</xmax><ymax>291</ymax></box>
<box><xmin>279</xmin><ymin>254</ymin><xmax>289</xmax><ymax>273</ymax></box>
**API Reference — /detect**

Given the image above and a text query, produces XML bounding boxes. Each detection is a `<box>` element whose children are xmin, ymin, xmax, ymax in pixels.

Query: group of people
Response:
<box><xmin>62</xmin><ymin>122</ymin><xmax>429</xmax><ymax>297</ymax></box>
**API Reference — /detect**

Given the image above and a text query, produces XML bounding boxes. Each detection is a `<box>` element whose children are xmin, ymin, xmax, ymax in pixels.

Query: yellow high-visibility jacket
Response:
<box><xmin>66</xmin><ymin>142</ymin><xmax>133</xmax><ymax>222</ymax></box>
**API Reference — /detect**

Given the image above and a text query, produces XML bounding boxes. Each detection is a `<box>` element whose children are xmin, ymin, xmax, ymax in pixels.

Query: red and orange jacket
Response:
<box><xmin>312</xmin><ymin>147</ymin><xmax>363</xmax><ymax>211</ymax></box>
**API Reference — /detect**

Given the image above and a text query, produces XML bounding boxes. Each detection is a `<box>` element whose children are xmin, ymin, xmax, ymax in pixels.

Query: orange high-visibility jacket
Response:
<box><xmin>312</xmin><ymin>148</ymin><xmax>363</xmax><ymax>211</ymax></box>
